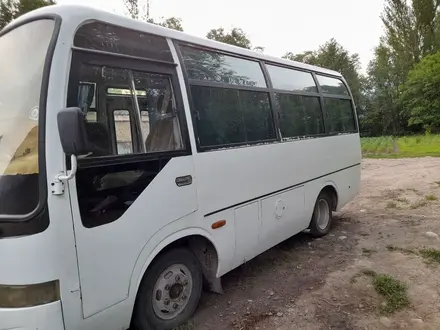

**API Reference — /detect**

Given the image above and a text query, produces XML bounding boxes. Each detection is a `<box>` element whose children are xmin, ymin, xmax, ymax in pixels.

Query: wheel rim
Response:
<box><xmin>316</xmin><ymin>198</ymin><xmax>330</xmax><ymax>230</ymax></box>
<box><xmin>152</xmin><ymin>263</ymin><xmax>193</xmax><ymax>320</ymax></box>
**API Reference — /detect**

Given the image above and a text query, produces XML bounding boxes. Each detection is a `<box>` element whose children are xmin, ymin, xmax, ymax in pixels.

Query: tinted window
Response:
<box><xmin>180</xmin><ymin>45</ymin><xmax>267</xmax><ymax>87</ymax></box>
<box><xmin>275</xmin><ymin>94</ymin><xmax>324</xmax><ymax>138</ymax></box>
<box><xmin>323</xmin><ymin>98</ymin><xmax>356</xmax><ymax>133</ymax></box>
<box><xmin>190</xmin><ymin>86</ymin><xmax>275</xmax><ymax>146</ymax></box>
<box><xmin>267</xmin><ymin>65</ymin><xmax>317</xmax><ymax>92</ymax></box>
<box><xmin>316</xmin><ymin>75</ymin><xmax>349</xmax><ymax>95</ymax></box>
<box><xmin>74</xmin><ymin>22</ymin><xmax>173</xmax><ymax>62</ymax></box>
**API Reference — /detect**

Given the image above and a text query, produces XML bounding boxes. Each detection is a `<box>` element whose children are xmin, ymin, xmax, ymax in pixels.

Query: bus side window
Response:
<box><xmin>133</xmin><ymin>72</ymin><xmax>183</xmax><ymax>153</ymax></box>
<box><xmin>71</xmin><ymin>64</ymin><xmax>183</xmax><ymax>157</ymax></box>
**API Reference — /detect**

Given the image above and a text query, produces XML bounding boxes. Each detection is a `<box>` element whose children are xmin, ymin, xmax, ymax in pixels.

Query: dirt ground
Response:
<box><xmin>191</xmin><ymin>158</ymin><xmax>440</xmax><ymax>330</ymax></box>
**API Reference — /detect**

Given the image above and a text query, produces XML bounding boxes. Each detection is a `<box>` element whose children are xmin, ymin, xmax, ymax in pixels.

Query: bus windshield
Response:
<box><xmin>0</xmin><ymin>19</ymin><xmax>54</xmax><ymax>216</ymax></box>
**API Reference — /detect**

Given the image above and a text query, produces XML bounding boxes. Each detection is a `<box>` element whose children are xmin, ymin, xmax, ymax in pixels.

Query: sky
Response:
<box><xmin>58</xmin><ymin>0</ymin><xmax>385</xmax><ymax>72</ymax></box>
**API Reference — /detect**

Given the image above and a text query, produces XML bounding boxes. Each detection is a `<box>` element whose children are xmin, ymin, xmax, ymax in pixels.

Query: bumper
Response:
<box><xmin>0</xmin><ymin>301</ymin><xmax>64</xmax><ymax>330</ymax></box>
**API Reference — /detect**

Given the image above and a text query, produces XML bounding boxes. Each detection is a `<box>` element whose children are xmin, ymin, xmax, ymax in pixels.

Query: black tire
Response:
<box><xmin>309</xmin><ymin>191</ymin><xmax>333</xmax><ymax>238</ymax></box>
<box><xmin>133</xmin><ymin>248</ymin><xmax>203</xmax><ymax>330</ymax></box>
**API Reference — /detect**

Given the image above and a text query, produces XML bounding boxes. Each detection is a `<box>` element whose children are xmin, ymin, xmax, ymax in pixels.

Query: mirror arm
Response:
<box><xmin>56</xmin><ymin>154</ymin><xmax>78</xmax><ymax>181</ymax></box>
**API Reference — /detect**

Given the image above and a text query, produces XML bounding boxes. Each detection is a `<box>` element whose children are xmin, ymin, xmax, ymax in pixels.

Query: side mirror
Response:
<box><xmin>57</xmin><ymin>107</ymin><xmax>90</xmax><ymax>156</ymax></box>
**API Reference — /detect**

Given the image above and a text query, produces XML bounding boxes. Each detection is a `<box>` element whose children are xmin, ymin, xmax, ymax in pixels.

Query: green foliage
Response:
<box><xmin>387</xmin><ymin>246</ymin><xmax>440</xmax><ymax>265</ymax></box>
<box><xmin>364</xmin><ymin>41</ymin><xmax>404</xmax><ymax>136</ymax></box>
<box><xmin>426</xmin><ymin>194</ymin><xmax>437</xmax><ymax>200</ymax></box>
<box><xmin>363</xmin><ymin>0</ymin><xmax>440</xmax><ymax>137</ymax></box>
<box><xmin>386</xmin><ymin>201</ymin><xmax>397</xmax><ymax>208</ymax></box>
<box><xmin>399</xmin><ymin>51</ymin><xmax>440</xmax><ymax>132</ymax></box>
<box><xmin>123</xmin><ymin>0</ymin><xmax>139</xmax><ymax>19</ymax></box>
<box><xmin>373</xmin><ymin>274</ymin><xmax>410</xmax><ymax>314</ymax></box>
<box><xmin>123</xmin><ymin>0</ymin><xmax>183</xmax><ymax>31</ymax></box>
<box><xmin>361</xmin><ymin>136</ymin><xmax>394</xmax><ymax>155</ymax></box>
<box><xmin>420</xmin><ymin>248</ymin><xmax>440</xmax><ymax>264</ymax></box>
<box><xmin>362</xmin><ymin>270</ymin><xmax>410</xmax><ymax>314</ymax></box>
<box><xmin>0</xmin><ymin>0</ymin><xmax>55</xmax><ymax>30</ymax></box>
<box><xmin>206</xmin><ymin>27</ymin><xmax>252</xmax><ymax>49</ymax></box>
<box><xmin>361</xmin><ymin>134</ymin><xmax>440</xmax><ymax>157</ymax></box>
<box><xmin>147</xmin><ymin>16</ymin><xmax>183</xmax><ymax>31</ymax></box>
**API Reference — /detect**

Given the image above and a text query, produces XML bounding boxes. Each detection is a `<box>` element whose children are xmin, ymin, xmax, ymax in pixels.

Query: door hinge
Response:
<box><xmin>51</xmin><ymin>155</ymin><xmax>78</xmax><ymax>196</ymax></box>
<box><xmin>51</xmin><ymin>179</ymin><xmax>65</xmax><ymax>196</ymax></box>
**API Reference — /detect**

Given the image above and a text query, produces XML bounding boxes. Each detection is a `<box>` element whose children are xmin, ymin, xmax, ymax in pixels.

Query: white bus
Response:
<box><xmin>0</xmin><ymin>4</ymin><xmax>361</xmax><ymax>330</ymax></box>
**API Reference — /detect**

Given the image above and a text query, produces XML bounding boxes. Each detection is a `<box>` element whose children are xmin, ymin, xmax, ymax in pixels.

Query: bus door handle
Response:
<box><xmin>175</xmin><ymin>175</ymin><xmax>193</xmax><ymax>187</ymax></box>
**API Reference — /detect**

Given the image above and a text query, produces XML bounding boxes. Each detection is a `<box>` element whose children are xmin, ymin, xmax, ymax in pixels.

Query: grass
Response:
<box><xmin>387</xmin><ymin>245</ymin><xmax>440</xmax><ymax>265</ymax></box>
<box><xmin>419</xmin><ymin>248</ymin><xmax>440</xmax><ymax>265</ymax></box>
<box><xmin>386</xmin><ymin>201</ymin><xmax>397</xmax><ymax>209</ymax></box>
<box><xmin>359</xmin><ymin>270</ymin><xmax>410</xmax><ymax>314</ymax></box>
<box><xmin>373</xmin><ymin>274</ymin><xmax>410</xmax><ymax>314</ymax></box>
<box><xmin>426</xmin><ymin>194</ymin><xmax>438</xmax><ymax>201</ymax></box>
<box><xmin>361</xmin><ymin>134</ymin><xmax>440</xmax><ymax>158</ymax></box>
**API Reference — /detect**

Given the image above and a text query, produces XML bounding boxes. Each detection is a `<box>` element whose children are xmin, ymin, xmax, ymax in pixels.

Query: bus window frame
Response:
<box><xmin>175</xmin><ymin>41</ymin><xmax>359</xmax><ymax>153</ymax></box>
<box><xmin>174</xmin><ymin>41</ymin><xmax>279</xmax><ymax>152</ymax></box>
<box><xmin>66</xmin><ymin>49</ymin><xmax>192</xmax><ymax>169</ymax></box>
<box><xmin>313</xmin><ymin>72</ymin><xmax>359</xmax><ymax>134</ymax></box>
<box><xmin>0</xmin><ymin>14</ymin><xmax>61</xmax><ymax>238</ymax></box>
<box><xmin>257</xmin><ymin>60</ymin><xmax>359</xmax><ymax>136</ymax></box>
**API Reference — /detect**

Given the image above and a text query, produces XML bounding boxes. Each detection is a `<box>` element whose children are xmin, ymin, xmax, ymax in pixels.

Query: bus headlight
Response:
<box><xmin>0</xmin><ymin>280</ymin><xmax>60</xmax><ymax>308</ymax></box>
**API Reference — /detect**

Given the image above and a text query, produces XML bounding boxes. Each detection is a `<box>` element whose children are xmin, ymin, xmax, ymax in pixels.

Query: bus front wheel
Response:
<box><xmin>309</xmin><ymin>191</ymin><xmax>333</xmax><ymax>238</ymax></box>
<box><xmin>133</xmin><ymin>248</ymin><xmax>203</xmax><ymax>330</ymax></box>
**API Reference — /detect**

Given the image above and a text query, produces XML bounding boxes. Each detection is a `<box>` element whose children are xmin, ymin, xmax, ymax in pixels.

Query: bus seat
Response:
<box><xmin>145</xmin><ymin>95</ymin><xmax>182</xmax><ymax>152</ymax></box>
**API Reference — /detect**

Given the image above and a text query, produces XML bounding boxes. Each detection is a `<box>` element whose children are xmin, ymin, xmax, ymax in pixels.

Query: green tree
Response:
<box><xmin>206</xmin><ymin>27</ymin><xmax>263</xmax><ymax>52</ymax></box>
<box><xmin>379</xmin><ymin>0</ymin><xmax>440</xmax><ymax>90</ymax></box>
<box><xmin>123</xmin><ymin>0</ymin><xmax>183</xmax><ymax>31</ymax></box>
<box><xmin>206</xmin><ymin>27</ymin><xmax>251</xmax><ymax>49</ymax></box>
<box><xmin>363</xmin><ymin>0</ymin><xmax>440</xmax><ymax>136</ymax></box>
<box><xmin>364</xmin><ymin>41</ymin><xmax>404</xmax><ymax>136</ymax></box>
<box><xmin>123</xmin><ymin>0</ymin><xmax>139</xmax><ymax>19</ymax></box>
<box><xmin>147</xmin><ymin>16</ymin><xmax>183</xmax><ymax>31</ymax></box>
<box><xmin>0</xmin><ymin>0</ymin><xmax>55</xmax><ymax>30</ymax></box>
<box><xmin>399</xmin><ymin>50</ymin><xmax>440</xmax><ymax>132</ymax></box>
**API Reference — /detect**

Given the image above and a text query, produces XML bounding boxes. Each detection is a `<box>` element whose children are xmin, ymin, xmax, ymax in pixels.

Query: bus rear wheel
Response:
<box><xmin>309</xmin><ymin>191</ymin><xmax>333</xmax><ymax>238</ymax></box>
<box><xmin>133</xmin><ymin>248</ymin><xmax>202</xmax><ymax>330</ymax></box>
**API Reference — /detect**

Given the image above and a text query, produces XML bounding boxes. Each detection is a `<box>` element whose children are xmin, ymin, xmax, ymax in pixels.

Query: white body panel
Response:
<box><xmin>196</xmin><ymin>135</ymin><xmax>360</xmax><ymax>218</ymax></box>
<box><xmin>0</xmin><ymin>4</ymin><xmax>361</xmax><ymax>330</ymax></box>
<box><xmin>233</xmin><ymin>202</ymin><xmax>260</xmax><ymax>267</ymax></box>
<box><xmin>68</xmin><ymin>156</ymin><xmax>198</xmax><ymax>317</ymax></box>
<box><xmin>0</xmin><ymin>302</ymin><xmax>64</xmax><ymax>330</ymax></box>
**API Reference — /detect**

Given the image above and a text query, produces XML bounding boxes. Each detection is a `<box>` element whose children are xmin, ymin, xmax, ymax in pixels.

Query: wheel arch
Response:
<box><xmin>320</xmin><ymin>181</ymin><xmax>339</xmax><ymax>211</ymax></box>
<box><xmin>129</xmin><ymin>228</ymin><xmax>221</xmax><ymax>302</ymax></box>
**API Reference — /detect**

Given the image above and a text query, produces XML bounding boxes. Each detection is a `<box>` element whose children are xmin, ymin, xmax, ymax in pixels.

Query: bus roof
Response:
<box><xmin>4</xmin><ymin>4</ymin><xmax>342</xmax><ymax>77</ymax></box>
